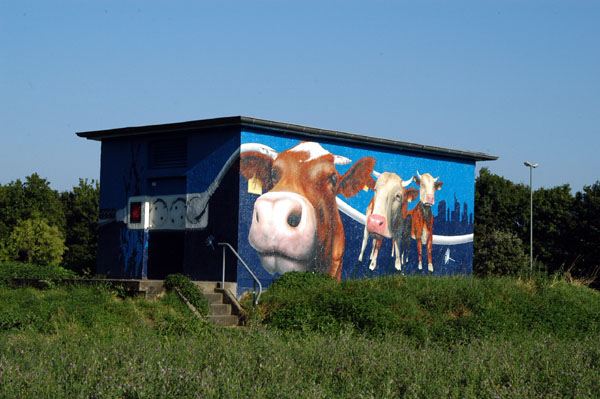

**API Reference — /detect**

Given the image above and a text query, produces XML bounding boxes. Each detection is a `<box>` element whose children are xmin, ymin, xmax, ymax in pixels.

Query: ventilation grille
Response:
<box><xmin>149</xmin><ymin>139</ymin><xmax>187</xmax><ymax>169</ymax></box>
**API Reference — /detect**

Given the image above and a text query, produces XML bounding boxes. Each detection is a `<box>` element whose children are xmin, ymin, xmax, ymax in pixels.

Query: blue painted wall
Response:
<box><xmin>237</xmin><ymin>129</ymin><xmax>475</xmax><ymax>296</ymax></box>
<box><xmin>95</xmin><ymin>123</ymin><xmax>476</xmax><ymax>296</ymax></box>
<box><xmin>96</xmin><ymin>128</ymin><xmax>240</xmax><ymax>281</ymax></box>
<box><xmin>98</xmin><ymin>139</ymin><xmax>148</xmax><ymax>278</ymax></box>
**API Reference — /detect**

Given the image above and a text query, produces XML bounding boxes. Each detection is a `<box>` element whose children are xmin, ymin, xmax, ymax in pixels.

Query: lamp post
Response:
<box><xmin>524</xmin><ymin>161</ymin><xmax>539</xmax><ymax>273</ymax></box>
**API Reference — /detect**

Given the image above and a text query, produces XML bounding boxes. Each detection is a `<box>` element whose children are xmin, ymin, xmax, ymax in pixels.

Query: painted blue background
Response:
<box><xmin>237</xmin><ymin>129</ymin><xmax>475</xmax><ymax>296</ymax></box>
<box><xmin>96</xmin><ymin>129</ymin><xmax>240</xmax><ymax>281</ymax></box>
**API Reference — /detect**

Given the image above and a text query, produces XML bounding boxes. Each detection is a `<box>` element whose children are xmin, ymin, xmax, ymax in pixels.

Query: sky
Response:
<box><xmin>1</xmin><ymin>0</ymin><xmax>599</xmax><ymax>193</ymax></box>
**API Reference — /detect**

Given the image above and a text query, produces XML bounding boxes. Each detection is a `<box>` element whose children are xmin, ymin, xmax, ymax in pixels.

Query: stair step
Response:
<box><xmin>207</xmin><ymin>315</ymin><xmax>239</xmax><ymax>327</ymax></box>
<box><xmin>193</xmin><ymin>281</ymin><xmax>237</xmax><ymax>293</ymax></box>
<box><xmin>203</xmin><ymin>292</ymin><xmax>223</xmax><ymax>304</ymax></box>
<box><xmin>209</xmin><ymin>303</ymin><xmax>231</xmax><ymax>315</ymax></box>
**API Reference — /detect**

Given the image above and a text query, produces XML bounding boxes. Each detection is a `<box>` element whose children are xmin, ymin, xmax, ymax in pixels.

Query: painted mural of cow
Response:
<box><xmin>408</xmin><ymin>171</ymin><xmax>443</xmax><ymax>272</ymax></box>
<box><xmin>240</xmin><ymin>141</ymin><xmax>375</xmax><ymax>281</ymax></box>
<box><xmin>358</xmin><ymin>172</ymin><xmax>418</xmax><ymax>271</ymax></box>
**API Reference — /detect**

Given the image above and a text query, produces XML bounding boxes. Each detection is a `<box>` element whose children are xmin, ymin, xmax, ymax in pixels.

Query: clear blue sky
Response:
<box><xmin>1</xmin><ymin>1</ymin><xmax>598</xmax><ymax>192</ymax></box>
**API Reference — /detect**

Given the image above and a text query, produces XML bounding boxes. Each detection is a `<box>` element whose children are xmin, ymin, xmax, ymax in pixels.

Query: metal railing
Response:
<box><xmin>218</xmin><ymin>242</ymin><xmax>263</xmax><ymax>305</ymax></box>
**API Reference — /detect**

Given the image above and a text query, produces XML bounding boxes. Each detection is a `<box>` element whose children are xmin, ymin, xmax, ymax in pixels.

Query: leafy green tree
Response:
<box><xmin>1</xmin><ymin>217</ymin><xmax>67</xmax><ymax>265</ymax></box>
<box><xmin>571</xmin><ymin>181</ymin><xmax>600</xmax><ymax>278</ymax></box>
<box><xmin>474</xmin><ymin>168</ymin><xmax>530</xmax><ymax>275</ymax></box>
<box><xmin>474</xmin><ymin>168</ymin><xmax>529</xmax><ymax>240</ymax></box>
<box><xmin>0</xmin><ymin>174</ymin><xmax>65</xmax><ymax>244</ymax></box>
<box><xmin>531</xmin><ymin>185</ymin><xmax>576</xmax><ymax>274</ymax></box>
<box><xmin>60</xmin><ymin>179</ymin><xmax>99</xmax><ymax>274</ymax></box>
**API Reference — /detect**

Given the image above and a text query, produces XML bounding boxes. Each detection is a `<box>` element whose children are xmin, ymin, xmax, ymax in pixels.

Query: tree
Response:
<box><xmin>474</xmin><ymin>168</ymin><xmax>529</xmax><ymax>240</ymax></box>
<box><xmin>0</xmin><ymin>174</ymin><xmax>65</xmax><ymax>244</ymax></box>
<box><xmin>571</xmin><ymin>181</ymin><xmax>600</xmax><ymax>278</ymax></box>
<box><xmin>60</xmin><ymin>179</ymin><xmax>100</xmax><ymax>274</ymax></box>
<box><xmin>1</xmin><ymin>217</ymin><xmax>67</xmax><ymax>265</ymax></box>
<box><xmin>531</xmin><ymin>185</ymin><xmax>576</xmax><ymax>274</ymax></box>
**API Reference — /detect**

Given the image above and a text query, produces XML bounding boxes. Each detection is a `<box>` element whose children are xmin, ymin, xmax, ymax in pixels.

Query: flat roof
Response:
<box><xmin>76</xmin><ymin>116</ymin><xmax>498</xmax><ymax>162</ymax></box>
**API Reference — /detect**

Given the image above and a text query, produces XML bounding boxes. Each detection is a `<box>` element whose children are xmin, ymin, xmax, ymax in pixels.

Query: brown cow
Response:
<box><xmin>240</xmin><ymin>141</ymin><xmax>375</xmax><ymax>281</ymax></box>
<box><xmin>358</xmin><ymin>172</ymin><xmax>418</xmax><ymax>271</ymax></box>
<box><xmin>408</xmin><ymin>171</ymin><xmax>443</xmax><ymax>272</ymax></box>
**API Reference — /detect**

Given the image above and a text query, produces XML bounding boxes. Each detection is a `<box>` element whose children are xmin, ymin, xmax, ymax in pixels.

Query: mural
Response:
<box><xmin>239</xmin><ymin>141</ymin><xmax>375</xmax><ymax>281</ymax></box>
<box><xmin>358</xmin><ymin>172</ymin><xmax>418</xmax><ymax>272</ymax></box>
<box><xmin>237</xmin><ymin>130</ymin><xmax>475</xmax><ymax>294</ymax></box>
<box><xmin>93</xmin><ymin>127</ymin><xmax>475</xmax><ymax>297</ymax></box>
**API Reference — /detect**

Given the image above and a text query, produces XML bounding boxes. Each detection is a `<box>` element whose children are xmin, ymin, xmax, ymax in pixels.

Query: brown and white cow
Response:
<box><xmin>408</xmin><ymin>171</ymin><xmax>443</xmax><ymax>272</ymax></box>
<box><xmin>240</xmin><ymin>142</ymin><xmax>375</xmax><ymax>281</ymax></box>
<box><xmin>358</xmin><ymin>172</ymin><xmax>418</xmax><ymax>271</ymax></box>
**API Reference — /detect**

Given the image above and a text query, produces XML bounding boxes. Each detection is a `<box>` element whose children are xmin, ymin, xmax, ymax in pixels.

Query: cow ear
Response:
<box><xmin>413</xmin><ymin>175</ymin><xmax>421</xmax><ymax>186</ymax></box>
<box><xmin>240</xmin><ymin>152</ymin><xmax>274</xmax><ymax>191</ymax></box>
<box><xmin>435</xmin><ymin>181</ymin><xmax>444</xmax><ymax>191</ymax></box>
<box><xmin>406</xmin><ymin>188</ymin><xmax>419</xmax><ymax>202</ymax></box>
<box><xmin>336</xmin><ymin>157</ymin><xmax>376</xmax><ymax>199</ymax></box>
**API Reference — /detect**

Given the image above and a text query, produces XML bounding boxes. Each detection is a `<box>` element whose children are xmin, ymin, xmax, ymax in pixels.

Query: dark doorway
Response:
<box><xmin>147</xmin><ymin>231</ymin><xmax>185</xmax><ymax>279</ymax></box>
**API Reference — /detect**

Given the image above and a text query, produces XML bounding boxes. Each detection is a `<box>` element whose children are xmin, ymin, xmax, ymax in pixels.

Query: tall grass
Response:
<box><xmin>1</xmin><ymin>273</ymin><xmax>599</xmax><ymax>398</ymax></box>
<box><xmin>1</xmin><ymin>323</ymin><xmax>599</xmax><ymax>398</ymax></box>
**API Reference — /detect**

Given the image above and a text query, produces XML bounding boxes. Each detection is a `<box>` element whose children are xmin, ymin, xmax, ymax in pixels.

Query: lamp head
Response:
<box><xmin>524</xmin><ymin>161</ymin><xmax>539</xmax><ymax>168</ymax></box>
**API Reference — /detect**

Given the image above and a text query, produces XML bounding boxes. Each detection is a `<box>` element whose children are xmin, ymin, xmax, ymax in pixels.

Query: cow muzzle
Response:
<box><xmin>367</xmin><ymin>214</ymin><xmax>391</xmax><ymax>238</ymax></box>
<box><xmin>248</xmin><ymin>191</ymin><xmax>317</xmax><ymax>274</ymax></box>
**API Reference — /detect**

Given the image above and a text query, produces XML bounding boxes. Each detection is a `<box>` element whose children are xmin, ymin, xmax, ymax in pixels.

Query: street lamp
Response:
<box><xmin>524</xmin><ymin>161</ymin><xmax>539</xmax><ymax>273</ymax></box>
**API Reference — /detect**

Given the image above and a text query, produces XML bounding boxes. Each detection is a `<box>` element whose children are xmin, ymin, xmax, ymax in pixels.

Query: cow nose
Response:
<box><xmin>287</xmin><ymin>210</ymin><xmax>302</xmax><ymax>227</ymax></box>
<box><xmin>252</xmin><ymin>193</ymin><xmax>305</xmax><ymax>230</ymax></box>
<box><xmin>367</xmin><ymin>214</ymin><xmax>389</xmax><ymax>238</ymax></box>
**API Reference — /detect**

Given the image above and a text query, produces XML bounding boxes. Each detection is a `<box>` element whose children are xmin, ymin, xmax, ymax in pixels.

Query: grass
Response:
<box><xmin>0</xmin><ymin>266</ymin><xmax>599</xmax><ymax>398</ymax></box>
<box><xmin>255</xmin><ymin>272</ymin><xmax>600</xmax><ymax>342</ymax></box>
<box><xmin>0</xmin><ymin>261</ymin><xmax>77</xmax><ymax>287</ymax></box>
<box><xmin>1</xmin><ymin>319</ymin><xmax>599</xmax><ymax>398</ymax></box>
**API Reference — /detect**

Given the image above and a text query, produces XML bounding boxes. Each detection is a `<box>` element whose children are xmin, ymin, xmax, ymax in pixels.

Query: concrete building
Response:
<box><xmin>77</xmin><ymin>116</ymin><xmax>496</xmax><ymax>297</ymax></box>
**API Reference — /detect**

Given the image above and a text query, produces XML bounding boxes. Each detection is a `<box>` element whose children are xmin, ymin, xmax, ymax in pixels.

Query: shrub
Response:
<box><xmin>474</xmin><ymin>229</ymin><xmax>529</xmax><ymax>276</ymax></box>
<box><xmin>1</xmin><ymin>217</ymin><xmax>67</xmax><ymax>265</ymax></box>
<box><xmin>268</xmin><ymin>271</ymin><xmax>336</xmax><ymax>291</ymax></box>
<box><xmin>257</xmin><ymin>274</ymin><xmax>600</xmax><ymax>342</ymax></box>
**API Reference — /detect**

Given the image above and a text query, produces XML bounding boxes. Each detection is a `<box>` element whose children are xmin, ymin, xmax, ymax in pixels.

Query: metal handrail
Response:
<box><xmin>218</xmin><ymin>242</ymin><xmax>263</xmax><ymax>305</ymax></box>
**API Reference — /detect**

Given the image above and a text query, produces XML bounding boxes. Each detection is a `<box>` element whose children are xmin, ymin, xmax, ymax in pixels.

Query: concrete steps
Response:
<box><xmin>195</xmin><ymin>281</ymin><xmax>241</xmax><ymax>327</ymax></box>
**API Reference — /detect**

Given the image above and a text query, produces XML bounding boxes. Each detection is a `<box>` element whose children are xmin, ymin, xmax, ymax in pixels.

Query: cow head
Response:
<box><xmin>366</xmin><ymin>172</ymin><xmax>417</xmax><ymax>238</ymax></box>
<box><xmin>414</xmin><ymin>171</ymin><xmax>443</xmax><ymax>206</ymax></box>
<box><xmin>240</xmin><ymin>141</ymin><xmax>375</xmax><ymax>277</ymax></box>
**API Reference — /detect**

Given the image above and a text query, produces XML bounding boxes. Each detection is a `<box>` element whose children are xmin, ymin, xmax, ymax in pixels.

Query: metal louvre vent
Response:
<box><xmin>149</xmin><ymin>139</ymin><xmax>187</xmax><ymax>169</ymax></box>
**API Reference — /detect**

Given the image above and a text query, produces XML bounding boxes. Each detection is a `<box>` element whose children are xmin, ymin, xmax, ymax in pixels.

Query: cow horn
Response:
<box><xmin>434</xmin><ymin>176</ymin><xmax>439</xmax><ymax>182</ymax></box>
<box><xmin>402</xmin><ymin>177</ymin><xmax>413</xmax><ymax>187</ymax></box>
<box><xmin>240</xmin><ymin>143</ymin><xmax>279</xmax><ymax>159</ymax></box>
<box><xmin>416</xmin><ymin>170</ymin><xmax>422</xmax><ymax>179</ymax></box>
<box><xmin>333</xmin><ymin>155</ymin><xmax>352</xmax><ymax>165</ymax></box>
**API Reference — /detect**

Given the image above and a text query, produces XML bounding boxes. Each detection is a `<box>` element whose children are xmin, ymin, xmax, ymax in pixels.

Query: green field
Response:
<box><xmin>1</xmin><ymin>270</ymin><xmax>599</xmax><ymax>398</ymax></box>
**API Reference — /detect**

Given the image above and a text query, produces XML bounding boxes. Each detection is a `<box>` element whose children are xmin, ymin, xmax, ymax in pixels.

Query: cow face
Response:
<box><xmin>366</xmin><ymin>172</ymin><xmax>416</xmax><ymax>238</ymax></box>
<box><xmin>414</xmin><ymin>171</ymin><xmax>443</xmax><ymax>206</ymax></box>
<box><xmin>240</xmin><ymin>142</ymin><xmax>375</xmax><ymax>277</ymax></box>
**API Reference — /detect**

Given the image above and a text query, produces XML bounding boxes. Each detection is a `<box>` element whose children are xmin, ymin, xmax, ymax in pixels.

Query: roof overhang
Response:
<box><xmin>76</xmin><ymin>116</ymin><xmax>498</xmax><ymax>162</ymax></box>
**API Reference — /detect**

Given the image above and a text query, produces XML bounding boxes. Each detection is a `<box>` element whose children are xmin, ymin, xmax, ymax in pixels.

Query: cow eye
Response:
<box><xmin>329</xmin><ymin>174</ymin><xmax>338</xmax><ymax>187</ymax></box>
<box><xmin>395</xmin><ymin>193</ymin><xmax>403</xmax><ymax>202</ymax></box>
<box><xmin>271</xmin><ymin>168</ymin><xmax>279</xmax><ymax>184</ymax></box>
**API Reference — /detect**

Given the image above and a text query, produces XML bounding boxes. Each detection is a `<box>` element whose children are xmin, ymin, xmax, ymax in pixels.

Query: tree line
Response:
<box><xmin>0</xmin><ymin>171</ymin><xmax>598</xmax><ymax>280</ymax></box>
<box><xmin>474</xmin><ymin>167</ymin><xmax>600</xmax><ymax>279</ymax></box>
<box><xmin>0</xmin><ymin>174</ymin><xmax>98</xmax><ymax>274</ymax></box>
